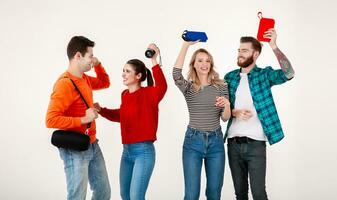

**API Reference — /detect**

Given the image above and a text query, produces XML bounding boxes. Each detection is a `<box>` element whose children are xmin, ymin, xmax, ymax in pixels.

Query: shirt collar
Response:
<box><xmin>237</xmin><ymin>65</ymin><xmax>258</xmax><ymax>77</ymax></box>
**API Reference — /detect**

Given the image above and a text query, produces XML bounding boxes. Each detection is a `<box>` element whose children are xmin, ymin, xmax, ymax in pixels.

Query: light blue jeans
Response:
<box><xmin>59</xmin><ymin>140</ymin><xmax>111</xmax><ymax>200</ymax></box>
<box><xmin>119</xmin><ymin>141</ymin><xmax>155</xmax><ymax>200</ymax></box>
<box><xmin>183</xmin><ymin>126</ymin><xmax>225</xmax><ymax>200</ymax></box>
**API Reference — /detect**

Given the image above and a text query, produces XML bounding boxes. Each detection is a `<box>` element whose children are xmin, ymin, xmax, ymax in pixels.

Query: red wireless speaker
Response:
<box><xmin>256</xmin><ymin>12</ymin><xmax>275</xmax><ymax>42</ymax></box>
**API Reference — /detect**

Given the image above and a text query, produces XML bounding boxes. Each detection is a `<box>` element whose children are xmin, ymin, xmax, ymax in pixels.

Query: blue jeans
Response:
<box><xmin>227</xmin><ymin>138</ymin><xmax>268</xmax><ymax>200</ymax></box>
<box><xmin>58</xmin><ymin>140</ymin><xmax>111</xmax><ymax>200</ymax></box>
<box><xmin>183</xmin><ymin>126</ymin><xmax>225</xmax><ymax>200</ymax></box>
<box><xmin>119</xmin><ymin>141</ymin><xmax>155</xmax><ymax>200</ymax></box>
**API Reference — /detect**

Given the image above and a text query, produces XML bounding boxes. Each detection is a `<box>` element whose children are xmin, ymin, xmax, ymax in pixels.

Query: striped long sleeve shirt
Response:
<box><xmin>173</xmin><ymin>67</ymin><xmax>229</xmax><ymax>132</ymax></box>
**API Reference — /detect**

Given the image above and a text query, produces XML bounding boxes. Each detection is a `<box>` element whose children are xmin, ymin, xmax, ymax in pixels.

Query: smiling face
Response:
<box><xmin>187</xmin><ymin>48</ymin><xmax>215</xmax><ymax>87</ymax></box>
<box><xmin>78</xmin><ymin>47</ymin><xmax>94</xmax><ymax>72</ymax></box>
<box><xmin>122</xmin><ymin>63</ymin><xmax>141</xmax><ymax>86</ymax></box>
<box><xmin>237</xmin><ymin>42</ymin><xmax>257</xmax><ymax>68</ymax></box>
<box><xmin>193</xmin><ymin>52</ymin><xmax>212</xmax><ymax>76</ymax></box>
<box><xmin>67</xmin><ymin>36</ymin><xmax>95</xmax><ymax>73</ymax></box>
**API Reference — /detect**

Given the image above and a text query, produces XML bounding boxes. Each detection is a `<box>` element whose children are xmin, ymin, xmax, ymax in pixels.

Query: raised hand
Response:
<box><xmin>264</xmin><ymin>28</ymin><xmax>277</xmax><ymax>49</ymax></box>
<box><xmin>92</xmin><ymin>57</ymin><xmax>101</xmax><ymax>67</ymax></box>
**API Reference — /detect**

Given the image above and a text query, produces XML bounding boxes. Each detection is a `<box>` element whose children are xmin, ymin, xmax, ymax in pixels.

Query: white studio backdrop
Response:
<box><xmin>0</xmin><ymin>0</ymin><xmax>336</xmax><ymax>199</ymax></box>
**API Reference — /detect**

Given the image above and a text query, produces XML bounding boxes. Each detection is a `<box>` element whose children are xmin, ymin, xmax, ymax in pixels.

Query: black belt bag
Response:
<box><xmin>51</xmin><ymin>77</ymin><xmax>91</xmax><ymax>151</ymax></box>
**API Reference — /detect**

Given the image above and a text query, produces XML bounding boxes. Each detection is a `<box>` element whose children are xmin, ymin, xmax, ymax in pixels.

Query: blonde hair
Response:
<box><xmin>187</xmin><ymin>48</ymin><xmax>224</xmax><ymax>91</ymax></box>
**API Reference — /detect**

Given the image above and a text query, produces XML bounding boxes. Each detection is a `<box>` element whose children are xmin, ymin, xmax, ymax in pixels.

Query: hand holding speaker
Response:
<box><xmin>256</xmin><ymin>12</ymin><xmax>275</xmax><ymax>42</ymax></box>
<box><xmin>182</xmin><ymin>30</ymin><xmax>208</xmax><ymax>42</ymax></box>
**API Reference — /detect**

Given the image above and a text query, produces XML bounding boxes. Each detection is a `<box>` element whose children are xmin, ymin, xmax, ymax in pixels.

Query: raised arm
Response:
<box><xmin>172</xmin><ymin>41</ymin><xmax>199</xmax><ymax>94</ymax></box>
<box><xmin>174</xmin><ymin>41</ymin><xmax>197</xmax><ymax>69</ymax></box>
<box><xmin>86</xmin><ymin>57</ymin><xmax>110</xmax><ymax>90</ymax></box>
<box><xmin>147</xmin><ymin>43</ymin><xmax>167</xmax><ymax>102</ymax></box>
<box><xmin>264</xmin><ymin>28</ymin><xmax>295</xmax><ymax>79</ymax></box>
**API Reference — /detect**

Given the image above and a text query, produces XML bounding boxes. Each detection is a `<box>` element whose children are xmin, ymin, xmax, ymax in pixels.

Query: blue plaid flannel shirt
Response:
<box><xmin>224</xmin><ymin>65</ymin><xmax>291</xmax><ymax>145</ymax></box>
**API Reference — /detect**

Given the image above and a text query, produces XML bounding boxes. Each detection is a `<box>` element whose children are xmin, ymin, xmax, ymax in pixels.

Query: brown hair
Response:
<box><xmin>126</xmin><ymin>59</ymin><xmax>154</xmax><ymax>86</ymax></box>
<box><xmin>240</xmin><ymin>36</ymin><xmax>262</xmax><ymax>54</ymax></box>
<box><xmin>67</xmin><ymin>36</ymin><xmax>95</xmax><ymax>60</ymax></box>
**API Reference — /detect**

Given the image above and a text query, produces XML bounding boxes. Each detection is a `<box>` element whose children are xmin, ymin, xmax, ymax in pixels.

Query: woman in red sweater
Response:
<box><xmin>94</xmin><ymin>43</ymin><xmax>167</xmax><ymax>200</ymax></box>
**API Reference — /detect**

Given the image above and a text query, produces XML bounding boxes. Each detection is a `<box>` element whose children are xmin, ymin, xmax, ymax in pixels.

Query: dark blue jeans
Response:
<box><xmin>227</xmin><ymin>138</ymin><xmax>268</xmax><ymax>200</ymax></box>
<box><xmin>183</xmin><ymin>126</ymin><xmax>225</xmax><ymax>200</ymax></box>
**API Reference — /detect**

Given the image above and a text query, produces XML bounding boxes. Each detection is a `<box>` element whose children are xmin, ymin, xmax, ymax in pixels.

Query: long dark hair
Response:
<box><xmin>126</xmin><ymin>59</ymin><xmax>154</xmax><ymax>86</ymax></box>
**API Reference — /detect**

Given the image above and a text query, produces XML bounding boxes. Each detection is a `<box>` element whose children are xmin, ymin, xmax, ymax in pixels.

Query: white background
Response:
<box><xmin>1</xmin><ymin>0</ymin><xmax>336</xmax><ymax>199</ymax></box>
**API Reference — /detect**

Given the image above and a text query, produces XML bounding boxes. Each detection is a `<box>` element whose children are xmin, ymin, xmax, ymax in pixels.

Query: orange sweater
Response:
<box><xmin>46</xmin><ymin>64</ymin><xmax>110</xmax><ymax>143</ymax></box>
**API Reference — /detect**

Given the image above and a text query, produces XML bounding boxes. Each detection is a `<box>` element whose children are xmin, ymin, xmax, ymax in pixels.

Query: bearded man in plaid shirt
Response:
<box><xmin>224</xmin><ymin>28</ymin><xmax>295</xmax><ymax>200</ymax></box>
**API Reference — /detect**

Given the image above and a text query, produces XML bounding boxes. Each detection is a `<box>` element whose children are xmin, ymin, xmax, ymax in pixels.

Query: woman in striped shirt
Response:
<box><xmin>173</xmin><ymin>41</ymin><xmax>231</xmax><ymax>200</ymax></box>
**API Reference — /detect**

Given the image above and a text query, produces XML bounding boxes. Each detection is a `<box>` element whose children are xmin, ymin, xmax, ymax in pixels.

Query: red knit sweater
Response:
<box><xmin>99</xmin><ymin>64</ymin><xmax>167</xmax><ymax>144</ymax></box>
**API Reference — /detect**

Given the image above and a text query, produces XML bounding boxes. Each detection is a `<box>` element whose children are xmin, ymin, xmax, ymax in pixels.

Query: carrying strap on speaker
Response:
<box><xmin>63</xmin><ymin>77</ymin><xmax>91</xmax><ymax>134</ymax></box>
<box><xmin>158</xmin><ymin>49</ymin><xmax>163</xmax><ymax>67</ymax></box>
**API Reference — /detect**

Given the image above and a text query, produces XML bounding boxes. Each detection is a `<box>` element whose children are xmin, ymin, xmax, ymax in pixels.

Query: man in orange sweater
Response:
<box><xmin>46</xmin><ymin>36</ymin><xmax>111</xmax><ymax>200</ymax></box>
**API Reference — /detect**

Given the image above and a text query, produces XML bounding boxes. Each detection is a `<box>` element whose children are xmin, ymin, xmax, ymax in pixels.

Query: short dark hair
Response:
<box><xmin>240</xmin><ymin>36</ymin><xmax>262</xmax><ymax>54</ymax></box>
<box><xmin>126</xmin><ymin>59</ymin><xmax>154</xmax><ymax>86</ymax></box>
<box><xmin>67</xmin><ymin>36</ymin><xmax>95</xmax><ymax>60</ymax></box>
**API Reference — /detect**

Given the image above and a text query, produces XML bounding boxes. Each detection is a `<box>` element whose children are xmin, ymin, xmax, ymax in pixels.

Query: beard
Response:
<box><xmin>237</xmin><ymin>55</ymin><xmax>254</xmax><ymax>68</ymax></box>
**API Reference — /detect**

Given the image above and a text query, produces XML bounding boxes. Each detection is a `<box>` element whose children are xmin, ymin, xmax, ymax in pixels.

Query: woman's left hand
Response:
<box><xmin>215</xmin><ymin>96</ymin><xmax>230</xmax><ymax>108</ymax></box>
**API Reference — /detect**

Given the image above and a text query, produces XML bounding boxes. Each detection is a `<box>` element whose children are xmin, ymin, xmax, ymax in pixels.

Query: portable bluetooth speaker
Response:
<box><xmin>256</xmin><ymin>12</ymin><xmax>275</xmax><ymax>42</ymax></box>
<box><xmin>182</xmin><ymin>30</ymin><xmax>208</xmax><ymax>42</ymax></box>
<box><xmin>145</xmin><ymin>48</ymin><xmax>155</xmax><ymax>58</ymax></box>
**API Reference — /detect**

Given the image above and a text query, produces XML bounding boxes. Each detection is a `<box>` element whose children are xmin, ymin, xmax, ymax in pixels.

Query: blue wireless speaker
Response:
<box><xmin>182</xmin><ymin>30</ymin><xmax>208</xmax><ymax>42</ymax></box>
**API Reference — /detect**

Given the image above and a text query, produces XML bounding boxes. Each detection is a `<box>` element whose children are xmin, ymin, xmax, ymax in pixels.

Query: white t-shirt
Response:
<box><xmin>228</xmin><ymin>73</ymin><xmax>267</xmax><ymax>141</ymax></box>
